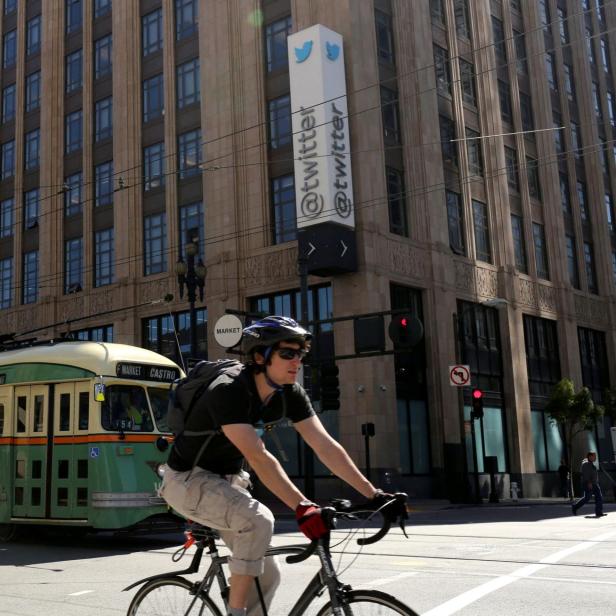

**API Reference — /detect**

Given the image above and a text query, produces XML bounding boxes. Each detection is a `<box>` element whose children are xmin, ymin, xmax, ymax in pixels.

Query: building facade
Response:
<box><xmin>0</xmin><ymin>0</ymin><xmax>615</xmax><ymax>499</ymax></box>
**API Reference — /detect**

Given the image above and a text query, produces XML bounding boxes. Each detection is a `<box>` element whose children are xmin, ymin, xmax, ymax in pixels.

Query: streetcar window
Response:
<box><xmin>101</xmin><ymin>385</ymin><xmax>154</xmax><ymax>432</ymax></box>
<box><xmin>31</xmin><ymin>460</ymin><xmax>42</xmax><ymax>479</ymax></box>
<box><xmin>33</xmin><ymin>395</ymin><xmax>44</xmax><ymax>432</ymax></box>
<box><xmin>59</xmin><ymin>393</ymin><xmax>70</xmax><ymax>431</ymax></box>
<box><xmin>148</xmin><ymin>387</ymin><xmax>171</xmax><ymax>432</ymax></box>
<box><xmin>78</xmin><ymin>391</ymin><xmax>89</xmax><ymax>430</ymax></box>
<box><xmin>77</xmin><ymin>459</ymin><xmax>88</xmax><ymax>478</ymax></box>
<box><xmin>16</xmin><ymin>396</ymin><xmax>26</xmax><ymax>433</ymax></box>
<box><xmin>0</xmin><ymin>404</ymin><xmax>4</xmax><ymax>434</ymax></box>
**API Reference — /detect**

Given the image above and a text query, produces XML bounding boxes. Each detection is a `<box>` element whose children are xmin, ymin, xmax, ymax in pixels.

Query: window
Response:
<box><xmin>75</xmin><ymin>325</ymin><xmax>113</xmax><ymax>341</ymax></box>
<box><xmin>265</xmin><ymin>16</ymin><xmax>291</xmax><ymax>72</ymax></box>
<box><xmin>268</xmin><ymin>95</ymin><xmax>291</xmax><ymax>149</ymax></box>
<box><xmin>3</xmin><ymin>30</ymin><xmax>16</xmax><ymax>68</ymax></box>
<box><xmin>571</xmin><ymin>121</ymin><xmax>582</xmax><ymax>158</ymax></box>
<box><xmin>459</xmin><ymin>59</ymin><xmax>476</xmax><ymax>106</ymax></box>
<box><xmin>64</xmin><ymin>238</ymin><xmax>83</xmax><ymax>294</ymax></box>
<box><xmin>514</xmin><ymin>30</ymin><xmax>527</xmax><ymax>75</ymax></box>
<box><xmin>66</xmin><ymin>0</ymin><xmax>82</xmax><ymax>34</ymax></box>
<box><xmin>466</xmin><ymin>128</ymin><xmax>482</xmax><ymax>176</ymax></box>
<box><xmin>527</xmin><ymin>157</ymin><xmax>541</xmax><ymax>200</ymax></box>
<box><xmin>545</xmin><ymin>53</ymin><xmax>557</xmax><ymax>91</ymax></box>
<box><xmin>143</xmin><ymin>74</ymin><xmax>164</xmax><ymax>122</ymax></box>
<box><xmin>24</xmin><ymin>189</ymin><xmax>39</xmax><ymax>229</ymax></box>
<box><xmin>64</xmin><ymin>172</ymin><xmax>82</xmax><ymax>216</ymax></box>
<box><xmin>386</xmin><ymin>167</ymin><xmax>407</xmax><ymax>237</ymax></box>
<box><xmin>175</xmin><ymin>0</ymin><xmax>198</xmax><ymax>40</ymax></box>
<box><xmin>492</xmin><ymin>17</ymin><xmax>506</xmax><ymax>63</ymax></box>
<box><xmin>176</xmin><ymin>58</ymin><xmax>200</xmax><ymax>108</ymax></box>
<box><xmin>179</xmin><ymin>202</ymin><xmax>204</xmax><ymax>258</ymax></box>
<box><xmin>578</xmin><ymin>326</ymin><xmax>609</xmax><ymax>405</ymax></box>
<box><xmin>143</xmin><ymin>142</ymin><xmax>165</xmax><ymax>191</ymax></box>
<box><xmin>94</xmin><ymin>0</ymin><xmax>111</xmax><ymax>19</ymax></box>
<box><xmin>553</xmin><ymin>114</ymin><xmax>564</xmax><ymax>153</ymax></box>
<box><xmin>434</xmin><ymin>45</ymin><xmax>451</xmax><ymax>95</ymax></box>
<box><xmin>539</xmin><ymin>0</ymin><xmax>551</xmax><ymax>33</ymax></box>
<box><xmin>22</xmin><ymin>250</ymin><xmax>38</xmax><ymax>304</ymax></box>
<box><xmin>430</xmin><ymin>0</ymin><xmax>445</xmax><ymax>26</ymax></box>
<box><xmin>144</xmin><ymin>213</ymin><xmax>167</xmax><ymax>275</ymax></box>
<box><xmin>2</xmin><ymin>84</ymin><xmax>15</xmax><ymax>123</ymax></box>
<box><xmin>439</xmin><ymin>115</ymin><xmax>457</xmax><ymax>166</ymax></box>
<box><xmin>178</xmin><ymin>129</ymin><xmax>201</xmax><ymax>178</ymax></box>
<box><xmin>613</xmin><ymin>253</ymin><xmax>616</xmax><ymax>287</ymax></box>
<box><xmin>472</xmin><ymin>200</ymin><xmax>491</xmax><ymax>263</ymax></box>
<box><xmin>95</xmin><ymin>161</ymin><xmax>113</xmax><ymax>207</ymax></box>
<box><xmin>94</xmin><ymin>97</ymin><xmax>112</xmax><ymax>142</ymax></box>
<box><xmin>271</xmin><ymin>175</ymin><xmax>296</xmax><ymax>244</ymax></box>
<box><xmin>25</xmin><ymin>72</ymin><xmax>41</xmax><ymax>113</ymax></box>
<box><xmin>608</xmin><ymin>91</ymin><xmax>616</xmax><ymax>126</ymax></box>
<box><xmin>1</xmin><ymin>140</ymin><xmax>15</xmax><ymax>179</ymax></box>
<box><xmin>505</xmin><ymin>146</ymin><xmax>519</xmax><ymax>191</ymax></box>
<box><xmin>142</xmin><ymin>9</ymin><xmax>162</xmax><ymax>56</ymax></box>
<box><xmin>592</xmin><ymin>81</ymin><xmax>602</xmax><ymax>121</ymax></box>
<box><xmin>4</xmin><ymin>0</ymin><xmax>16</xmax><ymax>15</ymax></box>
<box><xmin>95</xmin><ymin>228</ymin><xmax>114</xmax><ymax>287</ymax></box>
<box><xmin>601</xmin><ymin>37</ymin><xmax>610</xmax><ymax>73</ymax></box>
<box><xmin>454</xmin><ymin>0</ymin><xmax>470</xmax><ymax>38</ymax></box>
<box><xmin>65</xmin><ymin>110</ymin><xmax>82</xmax><ymax>154</ymax></box>
<box><xmin>566</xmin><ymin>235</ymin><xmax>580</xmax><ymax>288</ymax></box>
<box><xmin>446</xmin><ymin>190</ymin><xmax>465</xmax><ymax>255</ymax></box>
<box><xmin>94</xmin><ymin>34</ymin><xmax>112</xmax><ymax>79</ymax></box>
<box><xmin>24</xmin><ymin>129</ymin><xmax>40</xmax><ymax>170</ymax></box>
<box><xmin>587</xmin><ymin>27</ymin><xmax>596</xmax><ymax>65</ymax></box>
<box><xmin>0</xmin><ymin>257</ymin><xmax>11</xmax><ymax>308</ymax></box>
<box><xmin>605</xmin><ymin>193</ymin><xmax>614</xmax><ymax>232</ymax></box>
<box><xmin>26</xmin><ymin>16</ymin><xmax>41</xmax><ymax>56</ymax></box>
<box><xmin>498</xmin><ymin>79</ymin><xmax>512</xmax><ymax>124</ymax></box>
<box><xmin>584</xmin><ymin>242</ymin><xmax>598</xmax><ymax>294</ymax></box>
<box><xmin>558</xmin><ymin>7</ymin><xmax>569</xmax><ymax>44</ymax></box>
<box><xmin>0</xmin><ymin>198</ymin><xmax>12</xmax><ymax>237</ymax></box>
<box><xmin>577</xmin><ymin>180</ymin><xmax>589</xmax><ymax>223</ymax></box>
<box><xmin>520</xmin><ymin>92</ymin><xmax>534</xmax><ymax>133</ymax></box>
<box><xmin>511</xmin><ymin>214</ymin><xmax>527</xmax><ymax>273</ymax></box>
<box><xmin>563</xmin><ymin>64</ymin><xmax>575</xmax><ymax>102</ymax></box>
<box><xmin>524</xmin><ymin>315</ymin><xmax>562</xmax><ymax>401</ymax></box>
<box><xmin>381</xmin><ymin>87</ymin><xmax>401</xmax><ymax>143</ymax></box>
<box><xmin>533</xmin><ymin>223</ymin><xmax>549</xmax><ymax>280</ymax></box>
<box><xmin>375</xmin><ymin>9</ymin><xmax>395</xmax><ymax>64</ymax></box>
<box><xmin>65</xmin><ymin>49</ymin><xmax>83</xmax><ymax>93</ymax></box>
<box><xmin>560</xmin><ymin>173</ymin><xmax>571</xmax><ymax>215</ymax></box>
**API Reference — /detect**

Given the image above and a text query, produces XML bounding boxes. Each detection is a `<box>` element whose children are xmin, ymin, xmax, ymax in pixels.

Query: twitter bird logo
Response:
<box><xmin>326</xmin><ymin>42</ymin><xmax>340</xmax><ymax>61</ymax></box>
<box><xmin>295</xmin><ymin>40</ymin><xmax>313</xmax><ymax>63</ymax></box>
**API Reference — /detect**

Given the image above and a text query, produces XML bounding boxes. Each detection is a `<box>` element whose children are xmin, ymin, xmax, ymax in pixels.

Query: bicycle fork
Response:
<box><xmin>317</xmin><ymin>542</ymin><xmax>353</xmax><ymax>616</ymax></box>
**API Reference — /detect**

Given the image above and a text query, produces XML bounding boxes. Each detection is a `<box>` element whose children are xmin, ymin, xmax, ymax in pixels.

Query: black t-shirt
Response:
<box><xmin>167</xmin><ymin>365</ymin><xmax>315</xmax><ymax>474</ymax></box>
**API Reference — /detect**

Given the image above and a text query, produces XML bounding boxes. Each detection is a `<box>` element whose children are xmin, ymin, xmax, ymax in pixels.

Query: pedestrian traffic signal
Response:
<box><xmin>471</xmin><ymin>388</ymin><xmax>484</xmax><ymax>419</ymax></box>
<box><xmin>319</xmin><ymin>363</ymin><xmax>340</xmax><ymax>411</ymax></box>
<box><xmin>387</xmin><ymin>313</ymin><xmax>424</xmax><ymax>348</ymax></box>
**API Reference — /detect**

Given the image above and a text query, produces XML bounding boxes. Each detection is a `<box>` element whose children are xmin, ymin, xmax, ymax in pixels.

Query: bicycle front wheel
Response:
<box><xmin>316</xmin><ymin>589</ymin><xmax>419</xmax><ymax>616</ymax></box>
<box><xmin>127</xmin><ymin>576</ymin><xmax>223</xmax><ymax>616</ymax></box>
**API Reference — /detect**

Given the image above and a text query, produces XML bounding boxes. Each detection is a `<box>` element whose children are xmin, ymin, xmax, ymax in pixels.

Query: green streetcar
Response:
<box><xmin>0</xmin><ymin>340</ymin><xmax>184</xmax><ymax>541</ymax></box>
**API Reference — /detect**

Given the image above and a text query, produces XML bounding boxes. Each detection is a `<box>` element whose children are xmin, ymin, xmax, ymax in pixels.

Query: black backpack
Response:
<box><xmin>167</xmin><ymin>359</ymin><xmax>243</xmax><ymax>437</ymax></box>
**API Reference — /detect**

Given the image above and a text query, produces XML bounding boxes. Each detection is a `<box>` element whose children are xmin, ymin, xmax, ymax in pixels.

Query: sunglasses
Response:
<box><xmin>276</xmin><ymin>348</ymin><xmax>308</xmax><ymax>361</ymax></box>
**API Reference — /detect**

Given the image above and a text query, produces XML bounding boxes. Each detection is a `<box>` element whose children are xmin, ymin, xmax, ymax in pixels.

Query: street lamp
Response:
<box><xmin>176</xmin><ymin>230</ymin><xmax>206</xmax><ymax>362</ymax></box>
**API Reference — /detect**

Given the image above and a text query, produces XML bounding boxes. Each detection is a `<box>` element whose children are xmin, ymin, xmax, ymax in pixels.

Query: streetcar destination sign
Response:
<box><xmin>115</xmin><ymin>363</ymin><xmax>180</xmax><ymax>382</ymax></box>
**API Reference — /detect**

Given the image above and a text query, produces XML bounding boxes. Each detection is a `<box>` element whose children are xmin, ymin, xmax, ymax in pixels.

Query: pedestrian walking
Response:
<box><xmin>571</xmin><ymin>452</ymin><xmax>606</xmax><ymax>518</ymax></box>
<box><xmin>558</xmin><ymin>459</ymin><xmax>572</xmax><ymax>500</ymax></box>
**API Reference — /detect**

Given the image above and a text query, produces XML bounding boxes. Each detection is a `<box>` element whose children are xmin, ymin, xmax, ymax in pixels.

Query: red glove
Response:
<box><xmin>295</xmin><ymin>500</ymin><xmax>328</xmax><ymax>540</ymax></box>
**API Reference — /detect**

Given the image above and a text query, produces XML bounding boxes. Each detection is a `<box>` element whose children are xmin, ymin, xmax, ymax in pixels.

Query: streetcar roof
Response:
<box><xmin>0</xmin><ymin>341</ymin><xmax>183</xmax><ymax>381</ymax></box>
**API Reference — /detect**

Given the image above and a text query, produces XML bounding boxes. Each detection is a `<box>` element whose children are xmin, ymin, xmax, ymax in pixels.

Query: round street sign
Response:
<box><xmin>449</xmin><ymin>364</ymin><xmax>471</xmax><ymax>387</ymax></box>
<box><xmin>214</xmin><ymin>314</ymin><xmax>243</xmax><ymax>348</ymax></box>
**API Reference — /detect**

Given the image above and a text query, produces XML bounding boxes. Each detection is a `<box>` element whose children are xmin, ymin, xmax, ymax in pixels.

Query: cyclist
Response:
<box><xmin>160</xmin><ymin>316</ymin><xmax>392</xmax><ymax>616</ymax></box>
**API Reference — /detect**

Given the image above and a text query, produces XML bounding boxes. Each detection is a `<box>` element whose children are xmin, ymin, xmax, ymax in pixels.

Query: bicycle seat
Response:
<box><xmin>186</xmin><ymin>521</ymin><xmax>220</xmax><ymax>541</ymax></box>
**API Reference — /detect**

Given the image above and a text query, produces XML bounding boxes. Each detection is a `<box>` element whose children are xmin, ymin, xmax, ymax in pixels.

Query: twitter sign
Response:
<box><xmin>288</xmin><ymin>25</ymin><xmax>355</xmax><ymax>231</ymax></box>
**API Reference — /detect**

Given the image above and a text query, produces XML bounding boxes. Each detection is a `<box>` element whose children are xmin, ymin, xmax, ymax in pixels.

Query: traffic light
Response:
<box><xmin>319</xmin><ymin>363</ymin><xmax>340</xmax><ymax>411</ymax></box>
<box><xmin>388</xmin><ymin>313</ymin><xmax>424</xmax><ymax>349</ymax></box>
<box><xmin>471</xmin><ymin>388</ymin><xmax>484</xmax><ymax>419</ymax></box>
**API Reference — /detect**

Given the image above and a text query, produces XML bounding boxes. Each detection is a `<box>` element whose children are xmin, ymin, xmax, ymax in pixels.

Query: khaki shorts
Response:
<box><xmin>160</xmin><ymin>466</ymin><xmax>276</xmax><ymax>577</ymax></box>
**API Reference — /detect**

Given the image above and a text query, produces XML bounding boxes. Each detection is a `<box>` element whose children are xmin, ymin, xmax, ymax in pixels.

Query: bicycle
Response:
<box><xmin>124</xmin><ymin>492</ymin><xmax>418</xmax><ymax>615</ymax></box>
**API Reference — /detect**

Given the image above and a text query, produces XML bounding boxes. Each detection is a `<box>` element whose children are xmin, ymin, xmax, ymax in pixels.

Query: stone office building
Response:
<box><xmin>0</xmin><ymin>0</ymin><xmax>615</xmax><ymax>499</ymax></box>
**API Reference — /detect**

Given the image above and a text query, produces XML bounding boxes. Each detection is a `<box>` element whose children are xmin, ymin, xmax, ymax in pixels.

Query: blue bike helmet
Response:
<box><xmin>241</xmin><ymin>316</ymin><xmax>311</xmax><ymax>357</ymax></box>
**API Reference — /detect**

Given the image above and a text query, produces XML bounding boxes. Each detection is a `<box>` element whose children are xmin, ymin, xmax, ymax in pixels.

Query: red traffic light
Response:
<box><xmin>472</xmin><ymin>389</ymin><xmax>483</xmax><ymax>399</ymax></box>
<box><xmin>400</xmin><ymin>317</ymin><xmax>407</xmax><ymax>327</ymax></box>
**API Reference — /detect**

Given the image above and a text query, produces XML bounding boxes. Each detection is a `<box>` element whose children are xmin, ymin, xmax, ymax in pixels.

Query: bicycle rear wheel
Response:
<box><xmin>316</xmin><ymin>589</ymin><xmax>418</xmax><ymax>616</ymax></box>
<box><xmin>127</xmin><ymin>576</ymin><xmax>223</xmax><ymax>616</ymax></box>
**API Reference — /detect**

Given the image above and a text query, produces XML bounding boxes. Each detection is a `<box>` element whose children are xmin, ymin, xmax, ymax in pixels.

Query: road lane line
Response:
<box><xmin>67</xmin><ymin>590</ymin><xmax>94</xmax><ymax>596</ymax></box>
<box><xmin>421</xmin><ymin>529</ymin><xmax>616</xmax><ymax>616</ymax></box>
<box><xmin>359</xmin><ymin>572</ymin><xmax>418</xmax><ymax>588</ymax></box>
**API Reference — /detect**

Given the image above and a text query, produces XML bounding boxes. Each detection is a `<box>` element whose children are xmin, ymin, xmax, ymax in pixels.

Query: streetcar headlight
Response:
<box><xmin>156</xmin><ymin>463</ymin><xmax>166</xmax><ymax>478</ymax></box>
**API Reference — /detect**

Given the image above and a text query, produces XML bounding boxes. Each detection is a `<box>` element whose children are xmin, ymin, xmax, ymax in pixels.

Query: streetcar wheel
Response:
<box><xmin>0</xmin><ymin>523</ymin><xmax>19</xmax><ymax>542</ymax></box>
<box><xmin>316</xmin><ymin>589</ymin><xmax>419</xmax><ymax>616</ymax></box>
<box><xmin>126</xmin><ymin>576</ymin><xmax>223</xmax><ymax>616</ymax></box>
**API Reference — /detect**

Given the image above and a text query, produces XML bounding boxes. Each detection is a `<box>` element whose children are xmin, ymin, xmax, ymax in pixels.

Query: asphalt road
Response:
<box><xmin>1</xmin><ymin>502</ymin><xmax>615</xmax><ymax>615</ymax></box>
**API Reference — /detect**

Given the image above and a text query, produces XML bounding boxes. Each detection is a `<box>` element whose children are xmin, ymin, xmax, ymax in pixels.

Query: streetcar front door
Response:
<box><xmin>50</xmin><ymin>382</ymin><xmax>91</xmax><ymax>519</ymax></box>
<box><xmin>12</xmin><ymin>385</ymin><xmax>48</xmax><ymax>518</ymax></box>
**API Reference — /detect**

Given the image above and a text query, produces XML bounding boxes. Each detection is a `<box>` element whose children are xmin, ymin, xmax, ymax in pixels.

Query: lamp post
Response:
<box><xmin>176</xmin><ymin>230</ymin><xmax>206</xmax><ymax>362</ymax></box>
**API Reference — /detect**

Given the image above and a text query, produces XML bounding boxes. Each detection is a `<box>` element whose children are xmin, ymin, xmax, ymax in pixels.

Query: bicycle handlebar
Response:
<box><xmin>285</xmin><ymin>492</ymin><xmax>409</xmax><ymax>564</ymax></box>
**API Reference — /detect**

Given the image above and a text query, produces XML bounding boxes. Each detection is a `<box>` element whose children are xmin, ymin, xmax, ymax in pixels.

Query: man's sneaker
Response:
<box><xmin>596</xmin><ymin>513</ymin><xmax>607</xmax><ymax>517</ymax></box>
<box><xmin>571</xmin><ymin>505</ymin><xmax>577</xmax><ymax>516</ymax></box>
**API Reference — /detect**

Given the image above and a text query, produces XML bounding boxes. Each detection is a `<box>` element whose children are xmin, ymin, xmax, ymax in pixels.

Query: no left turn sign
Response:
<box><xmin>449</xmin><ymin>364</ymin><xmax>471</xmax><ymax>387</ymax></box>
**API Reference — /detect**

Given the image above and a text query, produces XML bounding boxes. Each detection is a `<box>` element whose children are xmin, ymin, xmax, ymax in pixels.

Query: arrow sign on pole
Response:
<box><xmin>340</xmin><ymin>240</ymin><xmax>348</xmax><ymax>257</ymax></box>
<box><xmin>307</xmin><ymin>242</ymin><xmax>316</xmax><ymax>256</ymax></box>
